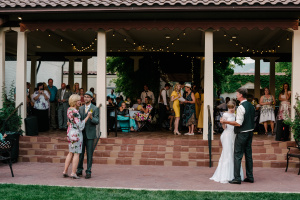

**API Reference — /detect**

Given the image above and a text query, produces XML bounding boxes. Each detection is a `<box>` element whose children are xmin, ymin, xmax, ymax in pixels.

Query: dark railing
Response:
<box><xmin>1</xmin><ymin>102</ymin><xmax>23</xmax><ymax>133</ymax></box>
<box><xmin>207</xmin><ymin>105</ymin><xmax>212</xmax><ymax>168</ymax></box>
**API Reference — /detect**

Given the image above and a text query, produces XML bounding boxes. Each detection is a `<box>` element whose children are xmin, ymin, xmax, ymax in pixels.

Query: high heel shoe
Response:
<box><xmin>63</xmin><ymin>173</ymin><xmax>69</xmax><ymax>178</ymax></box>
<box><xmin>70</xmin><ymin>174</ymin><xmax>80</xmax><ymax>179</ymax></box>
<box><xmin>174</xmin><ymin>131</ymin><xmax>181</xmax><ymax>135</ymax></box>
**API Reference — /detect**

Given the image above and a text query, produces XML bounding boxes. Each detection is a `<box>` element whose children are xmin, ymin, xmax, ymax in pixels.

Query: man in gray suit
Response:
<box><xmin>56</xmin><ymin>83</ymin><xmax>72</xmax><ymax>130</ymax></box>
<box><xmin>77</xmin><ymin>91</ymin><xmax>99</xmax><ymax>179</ymax></box>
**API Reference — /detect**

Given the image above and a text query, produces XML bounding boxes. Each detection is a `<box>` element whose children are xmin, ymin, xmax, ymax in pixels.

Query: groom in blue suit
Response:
<box><xmin>76</xmin><ymin>91</ymin><xmax>99</xmax><ymax>179</ymax></box>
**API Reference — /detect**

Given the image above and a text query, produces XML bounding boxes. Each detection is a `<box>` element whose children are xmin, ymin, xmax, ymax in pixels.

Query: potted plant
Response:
<box><xmin>284</xmin><ymin>93</ymin><xmax>300</xmax><ymax>147</ymax></box>
<box><xmin>0</xmin><ymin>82</ymin><xmax>23</xmax><ymax>162</ymax></box>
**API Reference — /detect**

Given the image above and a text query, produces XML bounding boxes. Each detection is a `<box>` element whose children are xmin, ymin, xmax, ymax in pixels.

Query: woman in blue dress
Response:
<box><xmin>182</xmin><ymin>83</ymin><xmax>196</xmax><ymax>135</ymax></box>
<box><xmin>118</xmin><ymin>102</ymin><xmax>137</xmax><ymax>132</ymax></box>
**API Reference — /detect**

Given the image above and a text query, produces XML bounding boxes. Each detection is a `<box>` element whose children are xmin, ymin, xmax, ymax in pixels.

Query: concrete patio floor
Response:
<box><xmin>0</xmin><ymin>162</ymin><xmax>299</xmax><ymax>193</ymax></box>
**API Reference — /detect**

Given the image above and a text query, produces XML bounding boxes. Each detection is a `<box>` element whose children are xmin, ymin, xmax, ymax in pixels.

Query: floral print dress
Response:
<box><xmin>67</xmin><ymin>108</ymin><xmax>85</xmax><ymax>153</ymax></box>
<box><xmin>135</xmin><ymin>104</ymin><xmax>153</xmax><ymax>122</ymax></box>
<box><xmin>277</xmin><ymin>93</ymin><xmax>291</xmax><ymax>120</ymax></box>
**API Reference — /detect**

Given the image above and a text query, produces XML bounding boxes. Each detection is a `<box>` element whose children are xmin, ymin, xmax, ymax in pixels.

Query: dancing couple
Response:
<box><xmin>210</xmin><ymin>88</ymin><xmax>255</xmax><ymax>184</ymax></box>
<box><xmin>62</xmin><ymin>91</ymin><xmax>99</xmax><ymax>179</ymax></box>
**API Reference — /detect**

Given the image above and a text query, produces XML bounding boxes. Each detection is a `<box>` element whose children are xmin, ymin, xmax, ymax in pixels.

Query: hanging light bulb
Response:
<box><xmin>177</xmin><ymin>37</ymin><xmax>180</xmax><ymax>41</ymax></box>
<box><xmin>287</xmin><ymin>35</ymin><xmax>290</xmax><ymax>41</ymax></box>
<box><xmin>183</xmin><ymin>32</ymin><xmax>186</xmax><ymax>36</ymax></box>
<box><xmin>112</xmin><ymin>32</ymin><xmax>115</xmax><ymax>37</ymax></box>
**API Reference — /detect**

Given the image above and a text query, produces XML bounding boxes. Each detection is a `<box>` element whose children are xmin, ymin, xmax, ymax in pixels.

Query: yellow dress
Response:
<box><xmin>197</xmin><ymin>93</ymin><xmax>204</xmax><ymax>128</ymax></box>
<box><xmin>195</xmin><ymin>92</ymin><xmax>200</xmax><ymax>119</ymax></box>
<box><xmin>171</xmin><ymin>91</ymin><xmax>181</xmax><ymax>118</ymax></box>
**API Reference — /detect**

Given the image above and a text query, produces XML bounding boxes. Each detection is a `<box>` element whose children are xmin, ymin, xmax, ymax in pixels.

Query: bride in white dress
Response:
<box><xmin>210</xmin><ymin>101</ymin><xmax>244</xmax><ymax>183</ymax></box>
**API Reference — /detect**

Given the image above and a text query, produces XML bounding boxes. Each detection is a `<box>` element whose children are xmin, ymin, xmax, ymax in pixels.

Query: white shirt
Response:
<box><xmin>141</xmin><ymin>90</ymin><xmax>155</xmax><ymax>103</ymax></box>
<box><xmin>236</xmin><ymin>99</ymin><xmax>253</xmax><ymax>132</ymax></box>
<box><xmin>158</xmin><ymin>89</ymin><xmax>168</xmax><ymax>106</ymax></box>
<box><xmin>61</xmin><ymin>89</ymin><xmax>66</xmax><ymax>100</ymax></box>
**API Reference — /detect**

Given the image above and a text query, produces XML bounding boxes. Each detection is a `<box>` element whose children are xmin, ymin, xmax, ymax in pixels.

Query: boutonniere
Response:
<box><xmin>66</xmin><ymin>90</ymin><xmax>69</xmax><ymax>93</ymax></box>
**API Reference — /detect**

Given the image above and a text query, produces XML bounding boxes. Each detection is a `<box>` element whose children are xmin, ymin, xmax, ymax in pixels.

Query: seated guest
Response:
<box><xmin>132</xmin><ymin>98</ymin><xmax>143</xmax><ymax>110</ymax></box>
<box><xmin>217</xmin><ymin>97</ymin><xmax>230</xmax><ymax>110</ymax></box>
<box><xmin>125</xmin><ymin>97</ymin><xmax>133</xmax><ymax>108</ymax></box>
<box><xmin>32</xmin><ymin>82</ymin><xmax>50</xmax><ymax>132</ymax></box>
<box><xmin>117</xmin><ymin>102</ymin><xmax>137</xmax><ymax>132</ymax></box>
<box><xmin>135</xmin><ymin>96</ymin><xmax>153</xmax><ymax>128</ymax></box>
<box><xmin>0</xmin><ymin>133</ymin><xmax>10</xmax><ymax>148</ymax></box>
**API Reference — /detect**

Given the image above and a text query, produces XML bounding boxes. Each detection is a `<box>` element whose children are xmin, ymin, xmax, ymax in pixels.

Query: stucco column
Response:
<box><xmin>130</xmin><ymin>56</ymin><xmax>143</xmax><ymax>72</ymax></box>
<box><xmin>266</xmin><ymin>57</ymin><xmax>279</xmax><ymax>97</ymax></box>
<box><xmin>291</xmin><ymin>29</ymin><xmax>300</xmax><ymax>141</ymax></box>
<box><xmin>29</xmin><ymin>56</ymin><xmax>41</xmax><ymax>94</ymax></box>
<box><xmin>80</xmin><ymin>56</ymin><xmax>91</xmax><ymax>92</ymax></box>
<box><xmin>203</xmin><ymin>30</ymin><xmax>214</xmax><ymax>140</ymax></box>
<box><xmin>65</xmin><ymin>56</ymin><xmax>76</xmax><ymax>90</ymax></box>
<box><xmin>0</xmin><ymin>28</ymin><xmax>5</xmax><ymax>109</ymax></box>
<box><xmin>253</xmin><ymin>58</ymin><xmax>261</xmax><ymax>99</ymax></box>
<box><xmin>16</xmin><ymin>30</ymin><xmax>28</xmax><ymax>133</ymax></box>
<box><xmin>97</xmin><ymin>30</ymin><xmax>107</xmax><ymax>138</ymax></box>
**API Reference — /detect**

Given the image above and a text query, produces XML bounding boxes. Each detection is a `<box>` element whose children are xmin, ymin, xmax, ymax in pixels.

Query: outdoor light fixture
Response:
<box><xmin>232</xmin><ymin>36</ymin><xmax>237</xmax><ymax>39</ymax></box>
<box><xmin>165</xmin><ymin>35</ymin><xmax>171</xmax><ymax>39</ymax></box>
<box><xmin>236</xmin><ymin>43</ymin><xmax>238</xmax><ymax>46</ymax></box>
<box><xmin>48</xmin><ymin>34</ymin><xmax>51</xmax><ymax>37</ymax></box>
<box><xmin>133</xmin><ymin>42</ymin><xmax>136</xmax><ymax>45</ymax></box>
<box><xmin>60</xmin><ymin>39</ymin><xmax>63</xmax><ymax>42</ymax></box>
<box><xmin>224</xmin><ymin>34</ymin><xmax>227</xmax><ymax>37</ymax></box>
<box><xmin>183</xmin><ymin>32</ymin><xmax>186</xmax><ymax>36</ymax></box>
<box><xmin>124</xmin><ymin>38</ymin><xmax>127</xmax><ymax>42</ymax></box>
<box><xmin>36</xmin><ymin>46</ymin><xmax>41</xmax><ymax>48</ymax></box>
<box><xmin>230</xmin><ymin>39</ymin><xmax>232</xmax><ymax>42</ymax></box>
<box><xmin>177</xmin><ymin>37</ymin><xmax>180</xmax><ymax>41</ymax></box>
<box><xmin>18</xmin><ymin>16</ymin><xmax>22</xmax><ymax>20</ymax></box>
<box><xmin>287</xmin><ymin>36</ymin><xmax>290</xmax><ymax>41</ymax></box>
<box><xmin>171</xmin><ymin>42</ymin><xmax>174</xmax><ymax>45</ymax></box>
<box><xmin>112</xmin><ymin>32</ymin><xmax>115</xmax><ymax>37</ymax></box>
<box><xmin>278</xmin><ymin>45</ymin><xmax>280</xmax><ymax>48</ymax></box>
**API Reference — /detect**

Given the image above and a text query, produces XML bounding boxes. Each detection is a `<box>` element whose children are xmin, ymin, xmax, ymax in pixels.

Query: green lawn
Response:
<box><xmin>0</xmin><ymin>184</ymin><xmax>299</xmax><ymax>200</ymax></box>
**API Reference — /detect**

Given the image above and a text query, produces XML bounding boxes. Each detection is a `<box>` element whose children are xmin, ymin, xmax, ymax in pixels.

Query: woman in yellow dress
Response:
<box><xmin>171</xmin><ymin>83</ymin><xmax>182</xmax><ymax>135</ymax></box>
<box><xmin>197</xmin><ymin>88</ymin><xmax>204</xmax><ymax>134</ymax></box>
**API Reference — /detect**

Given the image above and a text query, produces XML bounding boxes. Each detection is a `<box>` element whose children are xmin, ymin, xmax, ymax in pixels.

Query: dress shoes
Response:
<box><xmin>76</xmin><ymin>172</ymin><xmax>82</xmax><ymax>176</ymax></box>
<box><xmin>85</xmin><ymin>174</ymin><xmax>91</xmax><ymax>179</ymax></box>
<box><xmin>229</xmin><ymin>179</ymin><xmax>241</xmax><ymax>184</ymax></box>
<box><xmin>243</xmin><ymin>178</ymin><xmax>254</xmax><ymax>183</ymax></box>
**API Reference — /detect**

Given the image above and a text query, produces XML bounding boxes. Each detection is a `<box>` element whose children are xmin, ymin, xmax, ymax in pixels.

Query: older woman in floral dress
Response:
<box><xmin>135</xmin><ymin>96</ymin><xmax>153</xmax><ymax>128</ymax></box>
<box><xmin>63</xmin><ymin>94</ymin><xmax>91</xmax><ymax>179</ymax></box>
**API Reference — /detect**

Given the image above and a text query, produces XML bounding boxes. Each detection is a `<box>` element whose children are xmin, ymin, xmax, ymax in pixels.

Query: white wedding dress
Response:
<box><xmin>210</xmin><ymin>112</ymin><xmax>244</xmax><ymax>183</ymax></box>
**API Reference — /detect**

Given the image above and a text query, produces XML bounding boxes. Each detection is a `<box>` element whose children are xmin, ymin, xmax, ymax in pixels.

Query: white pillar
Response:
<box><xmin>81</xmin><ymin>56</ymin><xmax>91</xmax><ymax>92</ymax></box>
<box><xmin>29</xmin><ymin>56</ymin><xmax>40</xmax><ymax>95</ymax></box>
<box><xmin>253</xmin><ymin>58</ymin><xmax>261</xmax><ymax>99</ymax></box>
<box><xmin>291</xmin><ymin>29</ymin><xmax>300</xmax><ymax>141</ymax></box>
<box><xmin>203</xmin><ymin>30</ymin><xmax>214</xmax><ymax>140</ymax></box>
<box><xmin>97</xmin><ymin>30</ymin><xmax>107</xmax><ymax>138</ymax></box>
<box><xmin>267</xmin><ymin>57</ymin><xmax>279</xmax><ymax>97</ymax></box>
<box><xmin>130</xmin><ymin>56</ymin><xmax>143</xmax><ymax>72</ymax></box>
<box><xmin>65</xmin><ymin>56</ymin><xmax>76</xmax><ymax>90</ymax></box>
<box><xmin>16</xmin><ymin>31</ymin><xmax>28</xmax><ymax>133</ymax></box>
<box><xmin>0</xmin><ymin>28</ymin><xmax>5</xmax><ymax>109</ymax></box>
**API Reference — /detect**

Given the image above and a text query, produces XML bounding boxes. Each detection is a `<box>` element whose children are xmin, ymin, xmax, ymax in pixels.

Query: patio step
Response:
<box><xmin>18</xmin><ymin>135</ymin><xmax>300</xmax><ymax>168</ymax></box>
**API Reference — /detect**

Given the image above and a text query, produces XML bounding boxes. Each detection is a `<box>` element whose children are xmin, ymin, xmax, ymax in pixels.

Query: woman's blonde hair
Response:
<box><xmin>43</xmin><ymin>82</ymin><xmax>51</xmax><ymax>96</ymax></box>
<box><xmin>227</xmin><ymin>100</ymin><xmax>236</xmax><ymax>109</ymax></box>
<box><xmin>173</xmin><ymin>83</ymin><xmax>181</xmax><ymax>92</ymax></box>
<box><xmin>73</xmin><ymin>82</ymin><xmax>80</xmax><ymax>92</ymax></box>
<box><xmin>69</xmin><ymin>94</ymin><xmax>81</xmax><ymax>108</ymax></box>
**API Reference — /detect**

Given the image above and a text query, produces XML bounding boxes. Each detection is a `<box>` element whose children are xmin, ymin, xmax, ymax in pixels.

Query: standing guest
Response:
<box><xmin>90</xmin><ymin>87</ymin><xmax>97</xmax><ymax>105</ymax></box>
<box><xmin>179</xmin><ymin>81</ymin><xmax>186</xmax><ymax>131</ymax></box>
<box><xmin>63</xmin><ymin>94</ymin><xmax>91</xmax><ymax>179</ymax></box>
<box><xmin>259</xmin><ymin>87</ymin><xmax>276</xmax><ymax>135</ymax></box>
<box><xmin>73</xmin><ymin>83</ymin><xmax>80</xmax><ymax>94</ymax></box>
<box><xmin>32</xmin><ymin>82</ymin><xmax>50</xmax><ymax>132</ymax></box>
<box><xmin>76</xmin><ymin>91</ymin><xmax>99</xmax><ymax>179</ymax></box>
<box><xmin>277</xmin><ymin>83</ymin><xmax>291</xmax><ymax>120</ymax></box>
<box><xmin>141</xmin><ymin>84</ymin><xmax>155</xmax><ymax>103</ymax></box>
<box><xmin>170</xmin><ymin>83</ymin><xmax>182</xmax><ymax>135</ymax></box>
<box><xmin>107</xmin><ymin>96</ymin><xmax>116</xmax><ymax>107</ymax></box>
<box><xmin>217</xmin><ymin>97</ymin><xmax>230</xmax><ymax>110</ymax></box>
<box><xmin>194</xmin><ymin>85</ymin><xmax>201</xmax><ymax>120</ymax></box>
<box><xmin>48</xmin><ymin>78</ymin><xmax>58</xmax><ymax>130</ymax></box>
<box><xmin>79</xmin><ymin>88</ymin><xmax>85</xmax><ymax>106</ymax></box>
<box><xmin>197</xmin><ymin>88</ymin><xmax>204</xmax><ymax>134</ymax></box>
<box><xmin>116</xmin><ymin>97</ymin><xmax>121</xmax><ymax>108</ymax></box>
<box><xmin>43</xmin><ymin>82</ymin><xmax>51</xmax><ymax>117</ymax></box>
<box><xmin>135</xmin><ymin>96</ymin><xmax>153</xmax><ymax>128</ymax></box>
<box><xmin>56</xmin><ymin>83</ymin><xmax>72</xmax><ymax>130</ymax></box>
<box><xmin>183</xmin><ymin>83</ymin><xmax>196</xmax><ymax>135</ymax></box>
<box><xmin>132</xmin><ymin>98</ymin><xmax>143</xmax><ymax>110</ymax></box>
<box><xmin>108</xmin><ymin>89</ymin><xmax>117</xmax><ymax>102</ymax></box>
<box><xmin>158</xmin><ymin>83</ymin><xmax>171</xmax><ymax>129</ymax></box>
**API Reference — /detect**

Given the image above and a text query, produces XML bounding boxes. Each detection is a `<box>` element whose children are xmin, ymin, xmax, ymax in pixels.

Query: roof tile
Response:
<box><xmin>0</xmin><ymin>0</ymin><xmax>300</xmax><ymax>8</ymax></box>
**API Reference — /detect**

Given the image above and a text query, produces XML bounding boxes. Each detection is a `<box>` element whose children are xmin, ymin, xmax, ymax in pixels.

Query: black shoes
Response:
<box><xmin>85</xmin><ymin>174</ymin><xmax>91</xmax><ymax>179</ymax></box>
<box><xmin>76</xmin><ymin>172</ymin><xmax>82</xmax><ymax>177</ymax></box>
<box><xmin>244</xmin><ymin>178</ymin><xmax>254</xmax><ymax>183</ymax></box>
<box><xmin>229</xmin><ymin>179</ymin><xmax>241</xmax><ymax>184</ymax></box>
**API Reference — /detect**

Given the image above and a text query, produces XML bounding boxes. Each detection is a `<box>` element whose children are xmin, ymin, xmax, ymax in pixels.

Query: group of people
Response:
<box><xmin>25</xmin><ymin>79</ymin><xmax>97</xmax><ymax>133</ymax></box>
